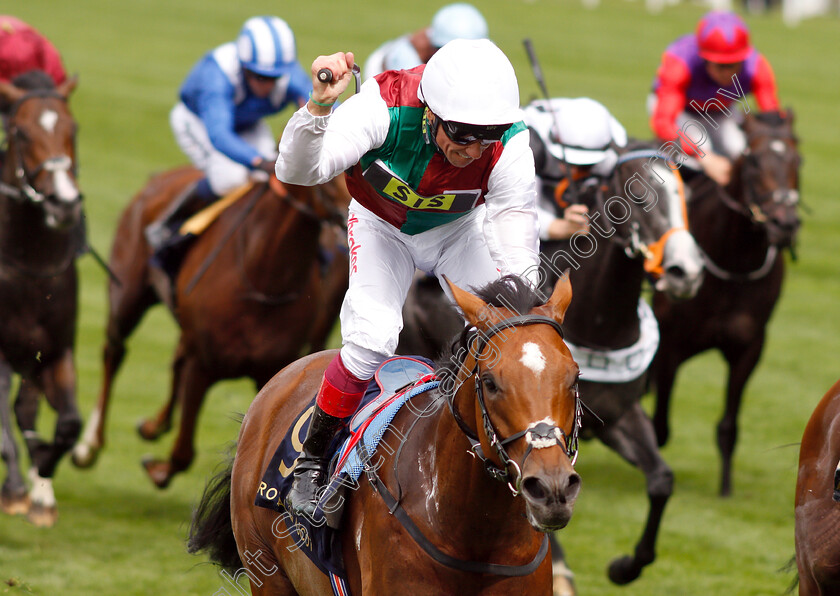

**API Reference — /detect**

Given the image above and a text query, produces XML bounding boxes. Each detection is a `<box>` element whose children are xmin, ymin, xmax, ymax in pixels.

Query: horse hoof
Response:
<box><xmin>71</xmin><ymin>442</ymin><xmax>99</xmax><ymax>468</ymax></box>
<box><xmin>607</xmin><ymin>555</ymin><xmax>642</xmax><ymax>585</ymax></box>
<box><xmin>1</xmin><ymin>492</ymin><xmax>31</xmax><ymax>516</ymax></box>
<box><xmin>27</xmin><ymin>503</ymin><xmax>58</xmax><ymax>527</ymax></box>
<box><xmin>141</xmin><ymin>457</ymin><xmax>173</xmax><ymax>489</ymax></box>
<box><xmin>137</xmin><ymin>419</ymin><xmax>166</xmax><ymax>442</ymax></box>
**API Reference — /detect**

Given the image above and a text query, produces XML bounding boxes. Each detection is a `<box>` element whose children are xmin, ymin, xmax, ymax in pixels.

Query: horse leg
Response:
<box><xmin>548</xmin><ymin>533</ymin><xmax>576</xmax><ymax>596</ymax></box>
<box><xmin>23</xmin><ymin>352</ymin><xmax>81</xmax><ymax>527</ymax></box>
<box><xmin>73</xmin><ymin>271</ymin><xmax>158</xmax><ymax>467</ymax></box>
<box><xmin>595</xmin><ymin>402</ymin><xmax>674</xmax><ymax>585</ymax></box>
<box><xmin>718</xmin><ymin>336</ymin><xmax>764</xmax><ymax>497</ymax></box>
<box><xmin>137</xmin><ymin>340</ymin><xmax>188</xmax><ymax>441</ymax></box>
<box><xmin>651</xmin><ymin>349</ymin><xmax>682</xmax><ymax>448</ymax></box>
<box><xmin>142</xmin><ymin>353</ymin><xmax>212</xmax><ymax>488</ymax></box>
<box><xmin>0</xmin><ymin>362</ymin><xmax>29</xmax><ymax>515</ymax></box>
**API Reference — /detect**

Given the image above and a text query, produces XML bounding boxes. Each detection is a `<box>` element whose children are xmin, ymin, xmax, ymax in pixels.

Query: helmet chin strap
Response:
<box><xmin>422</xmin><ymin>109</ymin><xmax>444</xmax><ymax>155</ymax></box>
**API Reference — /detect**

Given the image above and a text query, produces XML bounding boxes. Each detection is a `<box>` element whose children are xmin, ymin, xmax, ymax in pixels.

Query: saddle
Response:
<box><xmin>253</xmin><ymin>356</ymin><xmax>438</xmax><ymax>582</ymax></box>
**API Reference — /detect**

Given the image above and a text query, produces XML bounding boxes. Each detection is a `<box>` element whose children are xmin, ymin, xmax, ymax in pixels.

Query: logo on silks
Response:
<box><xmin>362</xmin><ymin>160</ymin><xmax>480</xmax><ymax>212</ymax></box>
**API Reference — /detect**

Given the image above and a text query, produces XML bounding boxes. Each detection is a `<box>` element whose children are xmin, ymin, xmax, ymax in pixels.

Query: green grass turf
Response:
<box><xmin>2</xmin><ymin>1</ymin><xmax>839</xmax><ymax>594</ymax></box>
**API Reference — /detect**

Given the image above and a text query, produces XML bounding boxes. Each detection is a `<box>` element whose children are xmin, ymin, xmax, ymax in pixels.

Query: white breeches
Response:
<box><xmin>339</xmin><ymin>200</ymin><xmax>500</xmax><ymax>379</ymax></box>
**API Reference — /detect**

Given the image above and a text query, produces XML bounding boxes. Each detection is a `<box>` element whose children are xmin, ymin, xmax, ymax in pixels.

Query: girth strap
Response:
<box><xmin>370</xmin><ymin>474</ymin><xmax>549</xmax><ymax>577</ymax></box>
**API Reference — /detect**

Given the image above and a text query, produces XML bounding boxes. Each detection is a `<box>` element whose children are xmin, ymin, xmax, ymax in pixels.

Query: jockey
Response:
<box><xmin>648</xmin><ymin>11</ymin><xmax>779</xmax><ymax>186</ymax></box>
<box><xmin>276</xmin><ymin>39</ymin><xmax>540</xmax><ymax>518</ymax></box>
<box><xmin>145</xmin><ymin>15</ymin><xmax>311</xmax><ymax>251</ymax></box>
<box><xmin>524</xmin><ymin>97</ymin><xmax>628</xmax><ymax>241</ymax></box>
<box><xmin>362</xmin><ymin>3</ymin><xmax>488</xmax><ymax>81</ymax></box>
<box><xmin>0</xmin><ymin>16</ymin><xmax>66</xmax><ymax>86</ymax></box>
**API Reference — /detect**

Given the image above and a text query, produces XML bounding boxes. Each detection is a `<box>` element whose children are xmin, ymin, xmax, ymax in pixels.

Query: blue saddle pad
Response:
<box><xmin>253</xmin><ymin>356</ymin><xmax>436</xmax><ymax>580</ymax></box>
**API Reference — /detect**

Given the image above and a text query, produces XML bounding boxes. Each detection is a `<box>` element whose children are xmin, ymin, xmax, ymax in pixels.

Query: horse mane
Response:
<box><xmin>754</xmin><ymin>110</ymin><xmax>786</xmax><ymax>127</ymax></box>
<box><xmin>10</xmin><ymin>69</ymin><xmax>56</xmax><ymax>91</ymax></box>
<box><xmin>435</xmin><ymin>274</ymin><xmax>542</xmax><ymax>381</ymax></box>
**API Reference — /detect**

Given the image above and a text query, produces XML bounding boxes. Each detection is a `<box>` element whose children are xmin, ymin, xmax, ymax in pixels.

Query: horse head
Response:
<box><xmin>734</xmin><ymin>109</ymin><xmax>801</xmax><ymax>248</ymax></box>
<box><xmin>444</xmin><ymin>274</ymin><xmax>582</xmax><ymax>531</ymax></box>
<box><xmin>606</xmin><ymin>144</ymin><xmax>705</xmax><ymax>300</ymax></box>
<box><xmin>0</xmin><ymin>70</ymin><xmax>81</xmax><ymax>230</ymax></box>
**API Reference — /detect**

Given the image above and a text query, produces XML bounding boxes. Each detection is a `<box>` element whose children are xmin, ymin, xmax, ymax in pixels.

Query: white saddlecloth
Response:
<box><xmin>565</xmin><ymin>299</ymin><xmax>660</xmax><ymax>383</ymax></box>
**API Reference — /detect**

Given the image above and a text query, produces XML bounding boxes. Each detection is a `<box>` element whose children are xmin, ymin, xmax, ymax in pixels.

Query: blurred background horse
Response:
<box><xmin>71</xmin><ymin>166</ymin><xmax>350</xmax><ymax>488</ymax></box>
<box><xmin>795</xmin><ymin>376</ymin><xmax>840</xmax><ymax>596</ymax></box>
<box><xmin>652</xmin><ymin>109</ymin><xmax>801</xmax><ymax>497</ymax></box>
<box><xmin>0</xmin><ymin>71</ymin><xmax>83</xmax><ymax>526</ymax></box>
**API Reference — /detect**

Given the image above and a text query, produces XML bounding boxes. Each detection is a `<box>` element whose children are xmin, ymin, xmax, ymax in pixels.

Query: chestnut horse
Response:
<box><xmin>0</xmin><ymin>71</ymin><xmax>83</xmax><ymax>526</ymax></box>
<box><xmin>652</xmin><ymin>110</ymin><xmax>801</xmax><ymax>497</ymax></box>
<box><xmin>189</xmin><ymin>275</ymin><xmax>582</xmax><ymax>595</ymax></box>
<box><xmin>71</xmin><ymin>166</ymin><xmax>350</xmax><ymax>488</ymax></box>
<box><xmin>399</xmin><ymin>141</ymin><xmax>705</xmax><ymax>587</ymax></box>
<box><xmin>795</xmin><ymin>377</ymin><xmax>840</xmax><ymax>595</ymax></box>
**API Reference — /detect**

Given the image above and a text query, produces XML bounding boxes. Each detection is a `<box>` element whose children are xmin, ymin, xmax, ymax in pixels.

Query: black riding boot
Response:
<box><xmin>286</xmin><ymin>405</ymin><xmax>345</xmax><ymax>518</ymax></box>
<box><xmin>144</xmin><ymin>179</ymin><xmax>216</xmax><ymax>251</ymax></box>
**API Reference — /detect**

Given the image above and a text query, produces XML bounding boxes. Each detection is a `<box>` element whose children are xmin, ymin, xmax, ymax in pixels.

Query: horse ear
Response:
<box><xmin>57</xmin><ymin>75</ymin><xmax>78</xmax><ymax>99</ymax></box>
<box><xmin>534</xmin><ymin>273</ymin><xmax>572</xmax><ymax>324</ymax></box>
<box><xmin>785</xmin><ymin>106</ymin><xmax>795</xmax><ymax>123</ymax></box>
<box><xmin>444</xmin><ymin>275</ymin><xmax>490</xmax><ymax>329</ymax></box>
<box><xmin>0</xmin><ymin>81</ymin><xmax>25</xmax><ymax>112</ymax></box>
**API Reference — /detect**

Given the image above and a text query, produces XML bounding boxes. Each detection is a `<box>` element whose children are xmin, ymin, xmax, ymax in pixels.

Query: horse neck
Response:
<box><xmin>0</xmin><ymin>195</ymin><xmax>76</xmax><ymax>272</ymax></box>
<box><xmin>421</xmin><ymin>387</ymin><xmax>535</xmax><ymax>551</ymax></box>
<box><xmin>241</xmin><ymin>189</ymin><xmax>323</xmax><ymax>287</ymax></box>
<box><xmin>693</xmin><ymin>181</ymin><xmax>772</xmax><ymax>272</ymax></box>
<box><xmin>562</xmin><ymin>240</ymin><xmax>645</xmax><ymax>349</ymax></box>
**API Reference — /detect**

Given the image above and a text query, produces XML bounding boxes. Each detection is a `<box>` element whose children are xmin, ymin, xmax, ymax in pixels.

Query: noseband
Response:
<box><xmin>447</xmin><ymin>314</ymin><xmax>582</xmax><ymax>496</ymax></box>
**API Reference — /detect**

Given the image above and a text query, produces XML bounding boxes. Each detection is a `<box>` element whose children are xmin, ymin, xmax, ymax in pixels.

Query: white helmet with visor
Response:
<box><xmin>419</xmin><ymin>38</ymin><xmax>522</xmax><ymax>134</ymax></box>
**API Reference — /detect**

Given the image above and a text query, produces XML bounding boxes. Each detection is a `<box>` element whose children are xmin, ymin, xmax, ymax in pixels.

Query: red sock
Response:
<box><xmin>316</xmin><ymin>354</ymin><xmax>370</xmax><ymax>418</ymax></box>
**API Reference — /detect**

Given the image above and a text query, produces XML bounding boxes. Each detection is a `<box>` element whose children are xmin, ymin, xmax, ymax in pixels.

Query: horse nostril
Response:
<box><xmin>522</xmin><ymin>477</ymin><xmax>548</xmax><ymax>503</ymax></box>
<box><xmin>665</xmin><ymin>265</ymin><xmax>686</xmax><ymax>279</ymax></box>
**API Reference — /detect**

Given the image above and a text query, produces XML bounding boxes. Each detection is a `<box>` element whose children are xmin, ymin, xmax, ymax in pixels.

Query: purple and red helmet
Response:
<box><xmin>696</xmin><ymin>11</ymin><xmax>752</xmax><ymax>64</ymax></box>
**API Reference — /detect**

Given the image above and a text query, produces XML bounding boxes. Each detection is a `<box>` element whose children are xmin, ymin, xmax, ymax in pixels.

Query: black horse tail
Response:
<box><xmin>187</xmin><ymin>454</ymin><xmax>241</xmax><ymax>572</ymax></box>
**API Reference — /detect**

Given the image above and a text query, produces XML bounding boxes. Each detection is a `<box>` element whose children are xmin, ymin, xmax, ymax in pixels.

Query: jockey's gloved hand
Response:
<box><xmin>255</xmin><ymin>158</ymin><xmax>277</xmax><ymax>177</ymax></box>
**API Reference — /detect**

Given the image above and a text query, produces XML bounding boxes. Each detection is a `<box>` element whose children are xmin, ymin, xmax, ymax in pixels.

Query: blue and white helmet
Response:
<box><xmin>428</xmin><ymin>3</ymin><xmax>488</xmax><ymax>48</ymax></box>
<box><xmin>236</xmin><ymin>16</ymin><xmax>297</xmax><ymax>77</ymax></box>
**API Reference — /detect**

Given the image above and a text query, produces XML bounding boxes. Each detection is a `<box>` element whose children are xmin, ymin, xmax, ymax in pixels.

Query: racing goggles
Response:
<box><xmin>440</xmin><ymin>119</ymin><xmax>512</xmax><ymax>146</ymax></box>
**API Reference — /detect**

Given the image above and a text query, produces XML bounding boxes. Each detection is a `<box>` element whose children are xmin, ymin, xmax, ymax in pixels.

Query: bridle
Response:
<box><xmin>446</xmin><ymin>314</ymin><xmax>582</xmax><ymax>496</ymax></box>
<box><xmin>0</xmin><ymin>89</ymin><xmax>80</xmax><ymax>205</ymax></box>
<box><xmin>736</xmin><ymin>130</ymin><xmax>800</xmax><ymax>226</ymax></box>
<box><xmin>589</xmin><ymin>148</ymin><xmax>690</xmax><ymax>278</ymax></box>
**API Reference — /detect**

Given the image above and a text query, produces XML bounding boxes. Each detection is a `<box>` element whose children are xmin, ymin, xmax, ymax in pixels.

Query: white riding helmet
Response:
<box><xmin>237</xmin><ymin>16</ymin><xmax>297</xmax><ymax>77</ymax></box>
<box><xmin>524</xmin><ymin>98</ymin><xmax>627</xmax><ymax>165</ymax></box>
<box><xmin>428</xmin><ymin>3</ymin><xmax>489</xmax><ymax>48</ymax></box>
<box><xmin>419</xmin><ymin>39</ymin><xmax>521</xmax><ymax>126</ymax></box>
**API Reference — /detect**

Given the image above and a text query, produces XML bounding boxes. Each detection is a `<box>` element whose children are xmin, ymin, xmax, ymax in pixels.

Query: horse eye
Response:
<box><xmin>482</xmin><ymin>376</ymin><xmax>498</xmax><ymax>394</ymax></box>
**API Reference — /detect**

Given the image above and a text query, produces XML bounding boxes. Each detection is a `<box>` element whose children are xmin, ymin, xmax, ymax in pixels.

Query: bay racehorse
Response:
<box><xmin>189</xmin><ymin>275</ymin><xmax>582</xmax><ymax>595</ymax></box>
<box><xmin>71</xmin><ymin>165</ymin><xmax>350</xmax><ymax>488</ymax></box>
<box><xmin>795</xmin><ymin>376</ymin><xmax>840</xmax><ymax>595</ymax></box>
<box><xmin>398</xmin><ymin>141</ymin><xmax>705</xmax><ymax>587</ymax></box>
<box><xmin>651</xmin><ymin>109</ymin><xmax>801</xmax><ymax>497</ymax></box>
<box><xmin>0</xmin><ymin>71</ymin><xmax>83</xmax><ymax>526</ymax></box>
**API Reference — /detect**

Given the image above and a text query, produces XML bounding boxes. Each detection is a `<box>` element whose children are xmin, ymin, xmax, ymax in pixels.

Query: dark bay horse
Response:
<box><xmin>71</xmin><ymin>166</ymin><xmax>350</xmax><ymax>488</ymax></box>
<box><xmin>652</xmin><ymin>110</ymin><xmax>801</xmax><ymax>497</ymax></box>
<box><xmin>0</xmin><ymin>71</ymin><xmax>83</xmax><ymax>526</ymax></box>
<box><xmin>399</xmin><ymin>142</ymin><xmax>705</xmax><ymax>587</ymax></box>
<box><xmin>795</xmin><ymin>377</ymin><xmax>840</xmax><ymax>595</ymax></box>
<box><xmin>189</xmin><ymin>275</ymin><xmax>582</xmax><ymax>595</ymax></box>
